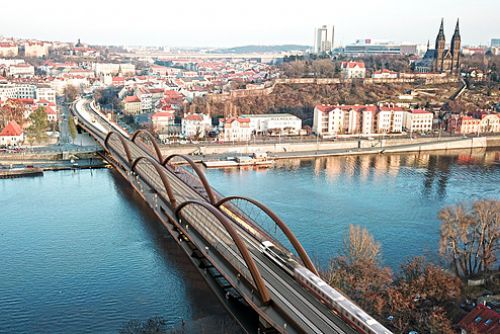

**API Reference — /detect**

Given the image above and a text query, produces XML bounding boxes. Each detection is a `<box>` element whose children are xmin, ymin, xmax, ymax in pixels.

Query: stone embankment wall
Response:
<box><xmin>160</xmin><ymin>136</ymin><xmax>500</xmax><ymax>157</ymax></box>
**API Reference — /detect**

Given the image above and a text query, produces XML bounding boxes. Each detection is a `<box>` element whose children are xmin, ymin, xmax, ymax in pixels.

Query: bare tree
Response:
<box><xmin>321</xmin><ymin>225</ymin><xmax>392</xmax><ymax>317</ymax></box>
<box><xmin>439</xmin><ymin>199</ymin><xmax>499</xmax><ymax>279</ymax></box>
<box><xmin>343</xmin><ymin>224</ymin><xmax>381</xmax><ymax>265</ymax></box>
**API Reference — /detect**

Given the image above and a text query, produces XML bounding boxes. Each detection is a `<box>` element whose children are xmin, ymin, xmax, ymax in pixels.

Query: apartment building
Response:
<box><xmin>240</xmin><ymin>113</ymin><xmax>302</xmax><ymax>135</ymax></box>
<box><xmin>220</xmin><ymin>117</ymin><xmax>252</xmax><ymax>142</ymax></box>
<box><xmin>404</xmin><ymin>109</ymin><xmax>434</xmax><ymax>133</ymax></box>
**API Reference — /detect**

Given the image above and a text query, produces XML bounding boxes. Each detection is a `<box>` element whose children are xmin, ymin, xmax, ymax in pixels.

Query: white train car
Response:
<box><xmin>260</xmin><ymin>241</ymin><xmax>392</xmax><ymax>334</ymax></box>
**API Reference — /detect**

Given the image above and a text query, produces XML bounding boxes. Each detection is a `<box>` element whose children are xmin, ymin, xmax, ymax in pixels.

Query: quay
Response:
<box><xmin>0</xmin><ymin>167</ymin><xmax>43</xmax><ymax>179</ymax></box>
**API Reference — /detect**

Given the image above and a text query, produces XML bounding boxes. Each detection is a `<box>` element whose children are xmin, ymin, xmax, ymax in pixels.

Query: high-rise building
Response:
<box><xmin>314</xmin><ymin>25</ymin><xmax>334</xmax><ymax>54</ymax></box>
<box><xmin>492</xmin><ymin>39</ymin><xmax>500</xmax><ymax>48</ymax></box>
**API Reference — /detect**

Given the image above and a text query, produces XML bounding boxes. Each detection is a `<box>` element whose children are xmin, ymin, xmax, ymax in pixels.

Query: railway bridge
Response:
<box><xmin>72</xmin><ymin>97</ymin><xmax>391</xmax><ymax>334</ymax></box>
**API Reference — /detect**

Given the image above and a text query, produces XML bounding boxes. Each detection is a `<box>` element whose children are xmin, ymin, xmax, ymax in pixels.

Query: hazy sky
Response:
<box><xmin>0</xmin><ymin>0</ymin><xmax>498</xmax><ymax>47</ymax></box>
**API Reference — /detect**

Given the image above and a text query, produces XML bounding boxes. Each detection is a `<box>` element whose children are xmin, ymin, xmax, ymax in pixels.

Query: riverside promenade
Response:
<box><xmin>160</xmin><ymin>135</ymin><xmax>500</xmax><ymax>162</ymax></box>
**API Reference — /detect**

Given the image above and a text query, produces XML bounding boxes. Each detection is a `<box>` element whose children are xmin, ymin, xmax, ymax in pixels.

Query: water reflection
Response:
<box><xmin>205</xmin><ymin>149</ymin><xmax>500</xmax><ymax>269</ymax></box>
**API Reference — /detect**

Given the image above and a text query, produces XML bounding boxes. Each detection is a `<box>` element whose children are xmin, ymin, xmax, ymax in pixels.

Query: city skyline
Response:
<box><xmin>0</xmin><ymin>0</ymin><xmax>499</xmax><ymax>48</ymax></box>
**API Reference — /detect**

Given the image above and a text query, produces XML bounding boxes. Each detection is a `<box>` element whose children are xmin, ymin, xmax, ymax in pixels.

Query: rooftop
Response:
<box><xmin>0</xmin><ymin>121</ymin><xmax>23</xmax><ymax>137</ymax></box>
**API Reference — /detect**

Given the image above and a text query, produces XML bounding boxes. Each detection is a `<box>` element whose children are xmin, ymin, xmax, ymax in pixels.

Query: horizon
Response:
<box><xmin>0</xmin><ymin>0</ymin><xmax>499</xmax><ymax>48</ymax></box>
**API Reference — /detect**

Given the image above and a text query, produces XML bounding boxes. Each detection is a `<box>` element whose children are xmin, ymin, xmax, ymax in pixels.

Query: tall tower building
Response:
<box><xmin>314</xmin><ymin>25</ymin><xmax>334</xmax><ymax>54</ymax></box>
<box><xmin>450</xmin><ymin>19</ymin><xmax>461</xmax><ymax>75</ymax></box>
<box><xmin>434</xmin><ymin>18</ymin><xmax>446</xmax><ymax>72</ymax></box>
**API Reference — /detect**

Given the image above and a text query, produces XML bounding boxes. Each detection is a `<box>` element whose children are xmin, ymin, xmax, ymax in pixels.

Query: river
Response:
<box><xmin>0</xmin><ymin>149</ymin><xmax>498</xmax><ymax>333</ymax></box>
<box><xmin>205</xmin><ymin>149</ymin><xmax>500</xmax><ymax>268</ymax></box>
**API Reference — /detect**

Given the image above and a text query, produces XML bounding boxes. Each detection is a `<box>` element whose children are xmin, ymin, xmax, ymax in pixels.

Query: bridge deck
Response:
<box><xmin>73</xmin><ymin>98</ymin><xmax>363</xmax><ymax>334</ymax></box>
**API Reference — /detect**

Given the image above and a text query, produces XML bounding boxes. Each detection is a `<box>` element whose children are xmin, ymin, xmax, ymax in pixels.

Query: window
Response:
<box><xmin>474</xmin><ymin>316</ymin><xmax>482</xmax><ymax>323</ymax></box>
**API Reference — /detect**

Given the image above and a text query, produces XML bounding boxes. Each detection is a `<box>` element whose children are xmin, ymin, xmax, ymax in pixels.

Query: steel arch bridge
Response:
<box><xmin>72</xmin><ymin>97</ymin><xmax>389</xmax><ymax>334</ymax></box>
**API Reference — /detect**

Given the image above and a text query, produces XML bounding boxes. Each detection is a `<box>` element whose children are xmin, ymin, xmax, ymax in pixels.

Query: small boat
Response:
<box><xmin>202</xmin><ymin>153</ymin><xmax>274</xmax><ymax>169</ymax></box>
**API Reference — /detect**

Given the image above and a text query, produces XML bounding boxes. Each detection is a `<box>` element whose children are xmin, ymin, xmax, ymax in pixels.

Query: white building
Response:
<box><xmin>372</xmin><ymin>69</ymin><xmax>398</xmax><ymax>79</ymax></box>
<box><xmin>94</xmin><ymin>63</ymin><xmax>136</xmax><ymax>76</ymax></box>
<box><xmin>340</xmin><ymin>61</ymin><xmax>366</xmax><ymax>79</ymax></box>
<box><xmin>0</xmin><ymin>58</ymin><xmax>24</xmax><ymax>67</ymax></box>
<box><xmin>361</xmin><ymin>109</ymin><xmax>375</xmax><ymax>135</ymax></box>
<box><xmin>152</xmin><ymin>110</ymin><xmax>175</xmax><ymax>133</ymax></box>
<box><xmin>9</xmin><ymin>64</ymin><xmax>35</xmax><ymax>77</ymax></box>
<box><xmin>376</xmin><ymin>106</ymin><xmax>405</xmax><ymax>133</ymax></box>
<box><xmin>241</xmin><ymin>113</ymin><xmax>302</xmax><ymax>135</ymax></box>
<box><xmin>313</xmin><ymin>104</ymin><xmax>383</xmax><ymax>136</ymax></box>
<box><xmin>181</xmin><ymin>113</ymin><xmax>212</xmax><ymax>139</ymax></box>
<box><xmin>220</xmin><ymin>117</ymin><xmax>252</xmax><ymax>142</ymax></box>
<box><xmin>0</xmin><ymin>82</ymin><xmax>19</xmax><ymax>100</ymax></box>
<box><xmin>24</xmin><ymin>42</ymin><xmax>50</xmax><ymax>58</ymax></box>
<box><xmin>405</xmin><ymin>109</ymin><xmax>434</xmax><ymax>133</ymax></box>
<box><xmin>0</xmin><ymin>42</ymin><xmax>19</xmax><ymax>57</ymax></box>
<box><xmin>15</xmin><ymin>84</ymin><xmax>37</xmax><ymax>99</ymax></box>
<box><xmin>0</xmin><ymin>121</ymin><xmax>24</xmax><ymax>146</ymax></box>
<box><xmin>0</xmin><ymin>83</ymin><xmax>52</xmax><ymax>101</ymax></box>
<box><xmin>36</xmin><ymin>86</ymin><xmax>56</xmax><ymax>104</ymax></box>
<box><xmin>313</xmin><ymin>105</ymin><xmax>345</xmax><ymax>136</ymax></box>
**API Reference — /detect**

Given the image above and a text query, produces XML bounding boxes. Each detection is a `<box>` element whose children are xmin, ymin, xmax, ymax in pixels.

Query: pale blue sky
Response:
<box><xmin>0</xmin><ymin>0</ymin><xmax>498</xmax><ymax>47</ymax></box>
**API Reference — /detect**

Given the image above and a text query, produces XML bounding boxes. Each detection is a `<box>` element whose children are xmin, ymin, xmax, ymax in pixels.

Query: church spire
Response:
<box><xmin>437</xmin><ymin>18</ymin><xmax>445</xmax><ymax>40</ymax></box>
<box><xmin>453</xmin><ymin>18</ymin><xmax>460</xmax><ymax>37</ymax></box>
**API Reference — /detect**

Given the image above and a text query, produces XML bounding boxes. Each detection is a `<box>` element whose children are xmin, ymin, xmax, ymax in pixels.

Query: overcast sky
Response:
<box><xmin>0</xmin><ymin>0</ymin><xmax>498</xmax><ymax>47</ymax></box>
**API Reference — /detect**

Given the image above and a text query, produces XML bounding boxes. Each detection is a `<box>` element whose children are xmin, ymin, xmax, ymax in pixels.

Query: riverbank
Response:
<box><xmin>188</xmin><ymin>136</ymin><xmax>500</xmax><ymax>163</ymax></box>
<box><xmin>0</xmin><ymin>157</ymin><xmax>109</xmax><ymax>176</ymax></box>
<box><xmin>160</xmin><ymin>135</ymin><xmax>500</xmax><ymax>159</ymax></box>
<box><xmin>0</xmin><ymin>167</ymin><xmax>44</xmax><ymax>179</ymax></box>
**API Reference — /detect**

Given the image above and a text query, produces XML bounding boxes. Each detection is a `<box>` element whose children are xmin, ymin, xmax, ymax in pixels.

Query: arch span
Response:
<box><xmin>131</xmin><ymin>129</ymin><xmax>163</xmax><ymax>163</ymax></box>
<box><xmin>215</xmin><ymin>196</ymin><xmax>318</xmax><ymax>275</ymax></box>
<box><xmin>104</xmin><ymin>131</ymin><xmax>133</xmax><ymax>167</ymax></box>
<box><xmin>131</xmin><ymin>156</ymin><xmax>177</xmax><ymax>209</ymax></box>
<box><xmin>175</xmin><ymin>200</ymin><xmax>270</xmax><ymax>304</ymax></box>
<box><xmin>163</xmin><ymin>154</ymin><xmax>216</xmax><ymax>204</ymax></box>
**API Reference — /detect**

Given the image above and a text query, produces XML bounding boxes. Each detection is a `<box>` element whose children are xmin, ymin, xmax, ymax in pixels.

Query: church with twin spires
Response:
<box><xmin>414</xmin><ymin>18</ymin><xmax>461</xmax><ymax>75</ymax></box>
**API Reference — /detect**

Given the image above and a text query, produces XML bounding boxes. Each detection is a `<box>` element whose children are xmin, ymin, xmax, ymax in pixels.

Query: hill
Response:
<box><xmin>210</xmin><ymin>44</ymin><xmax>310</xmax><ymax>54</ymax></box>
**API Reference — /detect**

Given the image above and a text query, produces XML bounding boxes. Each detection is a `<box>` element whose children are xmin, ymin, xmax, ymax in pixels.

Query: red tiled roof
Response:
<box><xmin>411</xmin><ymin>109</ymin><xmax>432</xmax><ymax>114</ymax></box>
<box><xmin>184</xmin><ymin>114</ymin><xmax>203</xmax><ymax>121</ymax></box>
<box><xmin>124</xmin><ymin>96</ymin><xmax>140</xmax><ymax>103</ymax></box>
<box><xmin>0</xmin><ymin>121</ymin><xmax>23</xmax><ymax>137</ymax></box>
<box><xmin>224</xmin><ymin>117</ymin><xmax>250</xmax><ymax>124</ymax></box>
<box><xmin>374</xmin><ymin>69</ymin><xmax>397</xmax><ymax>74</ymax></box>
<box><xmin>11</xmin><ymin>98</ymin><xmax>35</xmax><ymax>105</ymax></box>
<box><xmin>152</xmin><ymin>111</ymin><xmax>174</xmax><ymax>119</ymax></box>
<box><xmin>315</xmin><ymin>104</ymin><xmax>377</xmax><ymax>113</ymax></box>
<box><xmin>458</xmin><ymin>304</ymin><xmax>499</xmax><ymax>334</ymax></box>
<box><xmin>0</xmin><ymin>42</ymin><xmax>16</xmax><ymax>47</ymax></box>
<box><xmin>341</xmin><ymin>61</ymin><xmax>365</xmax><ymax>69</ymax></box>
<box><xmin>44</xmin><ymin>106</ymin><xmax>56</xmax><ymax>115</ymax></box>
<box><xmin>379</xmin><ymin>106</ymin><xmax>404</xmax><ymax>112</ymax></box>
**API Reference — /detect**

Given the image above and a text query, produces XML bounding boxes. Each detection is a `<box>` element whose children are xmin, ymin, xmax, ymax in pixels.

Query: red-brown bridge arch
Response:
<box><xmin>215</xmin><ymin>196</ymin><xmax>319</xmax><ymax>275</ymax></box>
<box><xmin>175</xmin><ymin>200</ymin><xmax>270</xmax><ymax>304</ymax></box>
<box><xmin>131</xmin><ymin>156</ymin><xmax>177</xmax><ymax>209</ymax></box>
<box><xmin>131</xmin><ymin>129</ymin><xmax>164</xmax><ymax>163</ymax></box>
<box><xmin>163</xmin><ymin>154</ymin><xmax>217</xmax><ymax>204</ymax></box>
<box><xmin>104</xmin><ymin>131</ymin><xmax>133</xmax><ymax>167</ymax></box>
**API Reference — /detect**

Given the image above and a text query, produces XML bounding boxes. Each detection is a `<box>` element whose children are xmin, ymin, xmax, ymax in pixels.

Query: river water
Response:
<box><xmin>205</xmin><ymin>149</ymin><xmax>500</xmax><ymax>268</ymax></box>
<box><xmin>0</xmin><ymin>149</ymin><xmax>499</xmax><ymax>333</ymax></box>
<box><xmin>0</xmin><ymin>170</ymin><xmax>227</xmax><ymax>333</ymax></box>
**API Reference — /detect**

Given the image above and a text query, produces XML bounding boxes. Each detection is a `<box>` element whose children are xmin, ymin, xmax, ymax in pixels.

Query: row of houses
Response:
<box><xmin>447</xmin><ymin>112</ymin><xmax>500</xmax><ymax>134</ymax></box>
<box><xmin>0</xmin><ymin>41</ymin><xmax>51</xmax><ymax>58</ymax></box>
<box><xmin>0</xmin><ymin>81</ymin><xmax>56</xmax><ymax>104</ymax></box>
<box><xmin>151</xmin><ymin>110</ymin><xmax>303</xmax><ymax>142</ymax></box>
<box><xmin>313</xmin><ymin>104</ymin><xmax>434</xmax><ymax>136</ymax></box>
